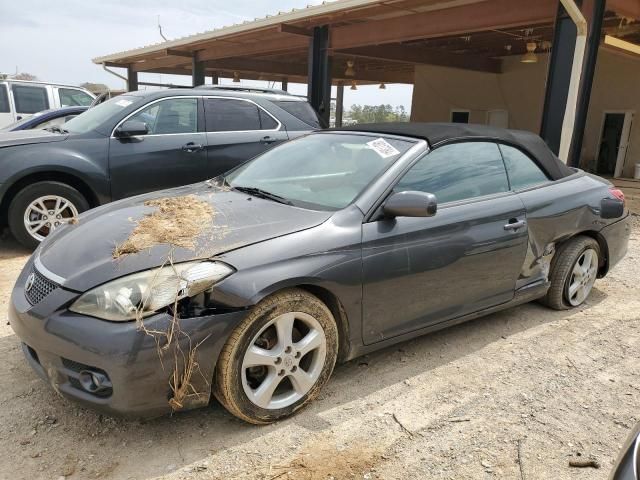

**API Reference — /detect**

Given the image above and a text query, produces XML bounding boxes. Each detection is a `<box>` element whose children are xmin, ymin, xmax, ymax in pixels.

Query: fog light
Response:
<box><xmin>78</xmin><ymin>370</ymin><xmax>112</xmax><ymax>393</ymax></box>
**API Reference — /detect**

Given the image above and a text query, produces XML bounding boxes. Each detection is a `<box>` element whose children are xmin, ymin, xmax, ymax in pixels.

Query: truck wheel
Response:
<box><xmin>214</xmin><ymin>288</ymin><xmax>338</xmax><ymax>424</ymax></box>
<box><xmin>8</xmin><ymin>181</ymin><xmax>89</xmax><ymax>249</ymax></box>
<box><xmin>541</xmin><ymin>236</ymin><xmax>600</xmax><ymax>310</ymax></box>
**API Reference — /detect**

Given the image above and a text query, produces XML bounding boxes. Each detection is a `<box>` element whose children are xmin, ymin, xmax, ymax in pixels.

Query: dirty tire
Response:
<box><xmin>214</xmin><ymin>288</ymin><xmax>338</xmax><ymax>424</ymax></box>
<box><xmin>541</xmin><ymin>236</ymin><xmax>600</xmax><ymax>310</ymax></box>
<box><xmin>8</xmin><ymin>181</ymin><xmax>89</xmax><ymax>249</ymax></box>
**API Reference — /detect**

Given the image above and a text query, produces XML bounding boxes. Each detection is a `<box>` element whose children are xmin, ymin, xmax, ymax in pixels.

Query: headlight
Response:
<box><xmin>69</xmin><ymin>261</ymin><xmax>234</xmax><ymax>322</ymax></box>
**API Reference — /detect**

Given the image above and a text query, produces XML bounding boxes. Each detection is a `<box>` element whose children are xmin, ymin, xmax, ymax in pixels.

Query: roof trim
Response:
<box><xmin>92</xmin><ymin>0</ymin><xmax>385</xmax><ymax>64</ymax></box>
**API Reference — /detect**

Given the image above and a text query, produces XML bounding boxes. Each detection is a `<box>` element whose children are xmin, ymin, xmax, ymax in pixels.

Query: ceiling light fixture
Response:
<box><xmin>350</xmin><ymin>80</ymin><xmax>357</xmax><ymax>90</ymax></box>
<box><xmin>379</xmin><ymin>82</ymin><xmax>386</xmax><ymax>90</ymax></box>
<box><xmin>233</xmin><ymin>71</ymin><xmax>240</xmax><ymax>82</ymax></box>
<box><xmin>345</xmin><ymin>60</ymin><xmax>356</xmax><ymax>77</ymax></box>
<box><xmin>521</xmin><ymin>42</ymin><xmax>538</xmax><ymax>63</ymax></box>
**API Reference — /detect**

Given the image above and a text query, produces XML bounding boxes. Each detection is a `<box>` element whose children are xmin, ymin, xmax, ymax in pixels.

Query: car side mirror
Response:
<box><xmin>600</xmin><ymin>198</ymin><xmax>624</xmax><ymax>219</ymax></box>
<box><xmin>115</xmin><ymin>120</ymin><xmax>149</xmax><ymax>138</ymax></box>
<box><xmin>383</xmin><ymin>191</ymin><xmax>437</xmax><ymax>218</ymax></box>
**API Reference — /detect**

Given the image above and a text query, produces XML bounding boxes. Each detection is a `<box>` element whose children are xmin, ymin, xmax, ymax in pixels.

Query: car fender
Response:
<box><xmin>0</xmin><ymin>138</ymin><xmax>110</xmax><ymax>206</ymax></box>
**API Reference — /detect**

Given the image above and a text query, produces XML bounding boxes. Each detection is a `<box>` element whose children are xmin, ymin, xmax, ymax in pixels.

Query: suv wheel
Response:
<box><xmin>8</xmin><ymin>181</ymin><xmax>89</xmax><ymax>249</ymax></box>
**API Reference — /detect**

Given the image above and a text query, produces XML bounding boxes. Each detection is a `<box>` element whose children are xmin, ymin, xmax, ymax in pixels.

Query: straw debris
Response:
<box><xmin>113</xmin><ymin>195</ymin><xmax>213</xmax><ymax>258</ymax></box>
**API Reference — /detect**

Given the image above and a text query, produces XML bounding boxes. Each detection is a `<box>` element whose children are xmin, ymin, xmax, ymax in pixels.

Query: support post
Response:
<box><xmin>192</xmin><ymin>58</ymin><xmax>205</xmax><ymax>87</ymax></box>
<box><xmin>307</xmin><ymin>25</ymin><xmax>332</xmax><ymax>126</ymax></box>
<box><xmin>282</xmin><ymin>77</ymin><xmax>288</xmax><ymax>92</ymax></box>
<box><xmin>211</xmin><ymin>72</ymin><xmax>219</xmax><ymax>85</ymax></box>
<box><xmin>335</xmin><ymin>82</ymin><xmax>344</xmax><ymax>127</ymax></box>
<box><xmin>569</xmin><ymin>0</ymin><xmax>606</xmax><ymax>167</ymax></box>
<box><xmin>540</xmin><ymin>3</ymin><xmax>580</xmax><ymax>157</ymax></box>
<box><xmin>126</xmin><ymin>65</ymin><xmax>138</xmax><ymax>92</ymax></box>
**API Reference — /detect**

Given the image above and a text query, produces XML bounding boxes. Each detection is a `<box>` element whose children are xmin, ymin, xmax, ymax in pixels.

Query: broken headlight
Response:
<box><xmin>69</xmin><ymin>261</ymin><xmax>234</xmax><ymax>322</ymax></box>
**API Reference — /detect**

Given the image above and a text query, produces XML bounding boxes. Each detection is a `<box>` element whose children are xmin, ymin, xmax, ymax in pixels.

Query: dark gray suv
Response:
<box><xmin>0</xmin><ymin>86</ymin><xmax>321</xmax><ymax>248</ymax></box>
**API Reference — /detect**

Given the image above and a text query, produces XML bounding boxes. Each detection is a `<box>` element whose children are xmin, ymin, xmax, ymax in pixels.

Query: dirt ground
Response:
<box><xmin>1</xmin><ymin>187</ymin><xmax>639</xmax><ymax>480</ymax></box>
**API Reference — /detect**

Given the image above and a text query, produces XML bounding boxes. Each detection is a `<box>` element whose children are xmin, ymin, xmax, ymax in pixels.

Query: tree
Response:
<box><xmin>80</xmin><ymin>82</ymin><xmax>109</xmax><ymax>94</ymax></box>
<box><xmin>12</xmin><ymin>72</ymin><xmax>38</xmax><ymax>81</ymax></box>
<box><xmin>346</xmin><ymin>104</ymin><xmax>409</xmax><ymax>124</ymax></box>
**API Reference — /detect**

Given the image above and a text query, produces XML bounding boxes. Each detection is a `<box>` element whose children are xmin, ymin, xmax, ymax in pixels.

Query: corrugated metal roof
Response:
<box><xmin>92</xmin><ymin>0</ymin><xmax>385</xmax><ymax>64</ymax></box>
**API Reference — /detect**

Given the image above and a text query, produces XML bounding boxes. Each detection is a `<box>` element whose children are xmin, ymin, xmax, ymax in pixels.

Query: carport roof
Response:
<box><xmin>93</xmin><ymin>0</ymin><xmax>640</xmax><ymax>84</ymax></box>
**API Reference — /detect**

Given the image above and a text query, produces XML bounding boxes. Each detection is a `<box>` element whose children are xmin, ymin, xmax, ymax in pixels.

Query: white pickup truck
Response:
<box><xmin>0</xmin><ymin>80</ymin><xmax>95</xmax><ymax>129</ymax></box>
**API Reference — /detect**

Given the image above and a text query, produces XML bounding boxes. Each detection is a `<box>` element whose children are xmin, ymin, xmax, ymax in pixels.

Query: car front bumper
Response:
<box><xmin>8</xmin><ymin>259</ymin><xmax>248</xmax><ymax>418</ymax></box>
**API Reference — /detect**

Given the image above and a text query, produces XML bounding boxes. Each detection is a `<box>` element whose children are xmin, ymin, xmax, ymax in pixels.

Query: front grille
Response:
<box><xmin>24</xmin><ymin>268</ymin><xmax>58</xmax><ymax>305</ymax></box>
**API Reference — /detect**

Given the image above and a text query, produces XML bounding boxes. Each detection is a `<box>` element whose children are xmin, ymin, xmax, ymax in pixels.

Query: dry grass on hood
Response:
<box><xmin>113</xmin><ymin>195</ymin><xmax>214</xmax><ymax>258</ymax></box>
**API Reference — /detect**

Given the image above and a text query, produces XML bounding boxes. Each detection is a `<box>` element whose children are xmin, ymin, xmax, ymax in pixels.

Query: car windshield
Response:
<box><xmin>64</xmin><ymin>95</ymin><xmax>141</xmax><ymax>134</ymax></box>
<box><xmin>225</xmin><ymin>133</ymin><xmax>416</xmax><ymax>210</ymax></box>
<box><xmin>0</xmin><ymin>110</ymin><xmax>47</xmax><ymax>131</ymax></box>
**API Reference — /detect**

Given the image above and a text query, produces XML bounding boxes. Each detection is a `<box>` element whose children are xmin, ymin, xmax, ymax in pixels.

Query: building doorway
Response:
<box><xmin>596</xmin><ymin>111</ymin><xmax>634</xmax><ymax>177</ymax></box>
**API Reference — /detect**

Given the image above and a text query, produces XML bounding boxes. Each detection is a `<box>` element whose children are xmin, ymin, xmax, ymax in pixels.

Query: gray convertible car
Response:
<box><xmin>9</xmin><ymin>123</ymin><xmax>630</xmax><ymax>423</ymax></box>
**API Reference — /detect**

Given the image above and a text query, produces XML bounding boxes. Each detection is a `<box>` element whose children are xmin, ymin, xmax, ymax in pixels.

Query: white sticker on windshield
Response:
<box><xmin>366</xmin><ymin>138</ymin><xmax>401</xmax><ymax>158</ymax></box>
<box><xmin>115</xmin><ymin>99</ymin><xmax>133</xmax><ymax>107</ymax></box>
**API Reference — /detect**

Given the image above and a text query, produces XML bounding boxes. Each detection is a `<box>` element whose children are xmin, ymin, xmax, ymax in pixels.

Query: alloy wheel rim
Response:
<box><xmin>23</xmin><ymin>195</ymin><xmax>79</xmax><ymax>242</ymax></box>
<box><xmin>241</xmin><ymin>311</ymin><xmax>326</xmax><ymax>410</ymax></box>
<box><xmin>567</xmin><ymin>248</ymin><xmax>598</xmax><ymax>306</ymax></box>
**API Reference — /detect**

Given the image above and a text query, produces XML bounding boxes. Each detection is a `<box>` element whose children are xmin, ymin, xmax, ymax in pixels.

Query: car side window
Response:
<box><xmin>0</xmin><ymin>85</ymin><xmax>9</xmax><ymax>113</ymax></box>
<box><xmin>129</xmin><ymin>98</ymin><xmax>197</xmax><ymax>135</ymax></box>
<box><xmin>259</xmin><ymin>108</ymin><xmax>278</xmax><ymax>130</ymax></box>
<box><xmin>204</xmin><ymin>98</ymin><xmax>266</xmax><ymax>132</ymax></box>
<box><xmin>12</xmin><ymin>85</ymin><xmax>49</xmax><ymax>114</ymax></box>
<box><xmin>58</xmin><ymin>88</ymin><xmax>93</xmax><ymax>107</ymax></box>
<box><xmin>499</xmin><ymin>144</ymin><xmax>550</xmax><ymax>190</ymax></box>
<box><xmin>394</xmin><ymin>142</ymin><xmax>509</xmax><ymax>204</ymax></box>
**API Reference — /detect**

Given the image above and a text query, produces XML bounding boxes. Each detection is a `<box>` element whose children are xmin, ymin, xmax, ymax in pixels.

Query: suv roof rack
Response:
<box><xmin>193</xmin><ymin>85</ymin><xmax>291</xmax><ymax>95</ymax></box>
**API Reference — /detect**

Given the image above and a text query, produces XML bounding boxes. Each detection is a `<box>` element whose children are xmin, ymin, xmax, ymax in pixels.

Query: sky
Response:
<box><xmin>0</xmin><ymin>0</ymin><xmax>413</xmax><ymax>111</ymax></box>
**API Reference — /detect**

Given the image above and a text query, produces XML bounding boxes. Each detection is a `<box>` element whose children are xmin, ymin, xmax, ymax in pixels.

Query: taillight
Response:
<box><xmin>610</xmin><ymin>188</ymin><xmax>625</xmax><ymax>205</ymax></box>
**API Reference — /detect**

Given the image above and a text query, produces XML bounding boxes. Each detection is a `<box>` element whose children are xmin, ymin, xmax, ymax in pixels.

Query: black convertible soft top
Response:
<box><xmin>335</xmin><ymin>122</ymin><xmax>575</xmax><ymax>180</ymax></box>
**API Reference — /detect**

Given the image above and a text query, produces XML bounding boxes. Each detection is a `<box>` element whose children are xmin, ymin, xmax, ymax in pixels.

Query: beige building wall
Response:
<box><xmin>410</xmin><ymin>48</ymin><xmax>640</xmax><ymax>177</ymax></box>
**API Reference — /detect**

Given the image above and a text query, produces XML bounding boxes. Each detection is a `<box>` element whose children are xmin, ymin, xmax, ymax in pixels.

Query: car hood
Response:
<box><xmin>37</xmin><ymin>182</ymin><xmax>333</xmax><ymax>292</ymax></box>
<box><xmin>0</xmin><ymin>129</ymin><xmax>68</xmax><ymax>147</ymax></box>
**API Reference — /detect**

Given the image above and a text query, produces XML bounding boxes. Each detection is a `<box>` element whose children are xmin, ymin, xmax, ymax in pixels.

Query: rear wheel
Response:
<box><xmin>542</xmin><ymin>236</ymin><xmax>600</xmax><ymax>310</ymax></box>
<box><xmin>8</xmin><ymin>181</ymin><xmax>89</xmax><ymax>249</ymax></box>
<box><xmin>214</xmin><ymin>288</ymin><xmax>338</xmax><ymax>424</ymax></box>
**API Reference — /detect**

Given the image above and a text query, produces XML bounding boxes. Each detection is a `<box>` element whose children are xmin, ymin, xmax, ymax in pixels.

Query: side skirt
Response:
<box><xmin>346</xmin><ymin>281</ymin><xmax>550</xmax><ymax>361</ymax></box>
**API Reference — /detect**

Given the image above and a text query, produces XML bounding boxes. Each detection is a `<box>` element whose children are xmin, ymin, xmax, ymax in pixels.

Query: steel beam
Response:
<box><xmin>192</xmin><ymin>58</ymin><xmax>205</xmax><ymax>86</ymax></box>
<box><xmin>569</xmin><ymin>0</ymin><xmax>606</xmax><ymax>167</ymax></box>
<box><xmin>540</xmin><ymin>3</ymin><xmax>579</xmax><ymax>156</ymax></box>
<box><xmin>126</xmin><ymin>65</ymin><xmax>138</xmax><ymax>92</ymax></box>
<box><xmin>307</xmin><ymin>25</ymin><xmax>332</xmax><ymax>126</ymax></box>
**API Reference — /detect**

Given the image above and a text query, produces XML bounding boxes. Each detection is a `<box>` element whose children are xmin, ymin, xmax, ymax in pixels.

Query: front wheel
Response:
<box><xmin>8</xmin><ymin>181</ymin><xmax>89</xmax><ymax>249</ymax></box>
<box><xmin>541</xmin><ymin>236</ymin><xmax>600</xmax><ymax>310</ymax></box>
<box><xmin>214</xmin><ymin>289</ymin><xmax>338</xmax><ymax>424</ymax></box>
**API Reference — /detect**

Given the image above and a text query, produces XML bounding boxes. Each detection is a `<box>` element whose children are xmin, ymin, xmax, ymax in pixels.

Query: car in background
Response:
<box><xmin>0</xmin><ymin>106</ymin><xmax>88</xmax><ymax>132</ymax></box>
<box><xmin>0</xmin><ymin>86</ymin><xmax>322</xmax><ymax>248</ymax></box>
<box><xmin>8</xmin><ymin>124</ymin><xmax>629</xmax><ymax>422</ymax></box>
<box><xmin>0</xmin><ymin>80</ymin><xmax>95</xmax><ymax>129</ymax></box>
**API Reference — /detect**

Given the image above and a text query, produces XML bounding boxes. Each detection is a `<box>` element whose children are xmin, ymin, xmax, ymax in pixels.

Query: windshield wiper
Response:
<box><xmin>232</xmin><ymin>185</ymin><xmax>293</xmax><ymax>205</ymax></box>
<box><xmin>45</xmin><ymin>125</ymin><xmax>68</xmax><ymax>134</ymax></box>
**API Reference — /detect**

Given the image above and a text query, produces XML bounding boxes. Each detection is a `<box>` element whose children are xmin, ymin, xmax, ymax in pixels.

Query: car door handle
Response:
<box><xmin>504</xmin><ymin>219</ymin><xmax>527</xmax><ymax>231</ymax></box>
<box><xmin>181</xmin><ymin>142</ymin><xmax>203</xmax><ymax>153</ymax></box>
<box><xmin>261</xmin><ymin>135</ymin><xmax>277</xmax><ymax>144</ymax></box>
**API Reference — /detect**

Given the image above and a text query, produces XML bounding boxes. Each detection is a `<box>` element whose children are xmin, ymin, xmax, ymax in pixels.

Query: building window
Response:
<box><xmin>451</xmin><ymin>110</ymin><xmax>470</xmax><ymax>124</ymax></box>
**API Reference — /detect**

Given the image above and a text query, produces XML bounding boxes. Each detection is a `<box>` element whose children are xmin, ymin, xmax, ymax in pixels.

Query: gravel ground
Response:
<box><xmin>0</xmin><ymin>206</ymin><xmax>639</xmax><ymax>479</ymax></box>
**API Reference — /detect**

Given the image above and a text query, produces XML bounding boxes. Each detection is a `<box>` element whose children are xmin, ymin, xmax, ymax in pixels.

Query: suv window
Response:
<box><xmin>499</xmin><ymin>144</ymin><xmax>550</xmax><ymax>190</ymax></box>
<box><xmin>272</xmin><ymin>100</ymin><xmax>322</xmax><ymax>128</ymax></box>
<box><xmin>204</xmin><ymin>98</ymin><xmax>267</xmax><ymax>132</ymax></box>
<box><xmin>395</xmin><ymin>142</ymin><xmax>509</xmax><ymax>204</ymax></box>
<box><xmin>59</xmin><ymin>88</ymin><xmax>93</xmax><ymax>107</ymax></box>
<box><xmin>0</xmin><ymin>85</ymin><xmax>8</xmax><ymax>113</ymax></box>
<box><xmin>13</xmin><ymin>85</ymin><xmax>49</xmax><ymax>114</ymax></box>
<box><xmin>129</xmin><ymin>98</ymin><xmax>198</xmax><ymax>135</ymax></box>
